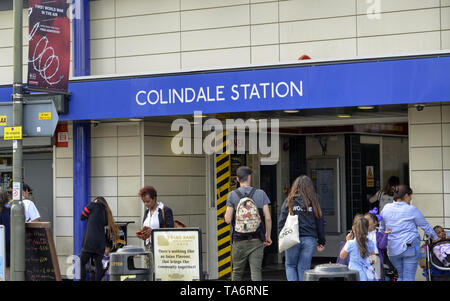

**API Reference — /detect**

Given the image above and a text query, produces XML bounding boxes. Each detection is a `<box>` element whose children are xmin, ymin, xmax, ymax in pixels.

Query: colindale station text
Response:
<box><xmin>135</xmin><ymin>80</ymin><xmax>303</xmax><ymax>106</ymax></box>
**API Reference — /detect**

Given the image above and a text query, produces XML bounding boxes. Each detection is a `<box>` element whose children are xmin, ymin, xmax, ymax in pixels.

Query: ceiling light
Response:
<box><xmin>337</xmin><ymin>114</ymin><xmax>351</xmax><ymax>118</ymax></box>
<box><xmin>358</xmin><ymin>106</ymin><xmax>374</xmax><ymax>110</ymax></box>
<box><xmin>129</xmin><ymin>118</ymin><xmax>143</xmax><ymax>122</ymax></box>
<box><xmin>284</xmin><ymin>110</ymin><xmax>299</xmax><ymax>113</ymax></box>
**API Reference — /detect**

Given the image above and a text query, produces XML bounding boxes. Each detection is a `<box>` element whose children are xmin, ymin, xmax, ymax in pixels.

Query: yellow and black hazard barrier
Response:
<box><xmin>216</xmin><ymin>131</ymin><xmax>232</xmax><ymax>280</ymax></box>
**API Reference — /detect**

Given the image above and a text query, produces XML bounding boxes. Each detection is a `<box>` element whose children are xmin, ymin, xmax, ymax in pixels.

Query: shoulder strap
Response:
<box><xmin>234</xmin><ymin>189</ymin><xmax>244</xmax><ymax>199</ymax></box>
<box><xmin>234</xmin><ymin>187</ymin><xmax>257</xmax><ymax>199</ymax></box>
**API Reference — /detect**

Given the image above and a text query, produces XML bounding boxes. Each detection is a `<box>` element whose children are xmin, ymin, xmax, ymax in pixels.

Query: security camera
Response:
<box><xmin>415</xmin><ymin>104</ymin><xmax>424</xmax><ymax>112</ymax></box>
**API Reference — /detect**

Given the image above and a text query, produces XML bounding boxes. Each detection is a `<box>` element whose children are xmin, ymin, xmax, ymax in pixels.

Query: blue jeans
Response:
<box><xmin>284</xmin><ymin>236</ymin><xmax>316</xmax><ymax>281</ymax></box>
<box><xmin>388</xmin><ymin>239</ymin><xmax>420</xmax><ymax>281</ymax></box>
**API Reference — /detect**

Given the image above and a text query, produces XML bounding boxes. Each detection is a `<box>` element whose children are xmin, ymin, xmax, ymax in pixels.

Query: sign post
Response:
<box><xmin>10</xmin><ymin>0</ymin><xmax>25</xmax><ymax>281</ymax></box>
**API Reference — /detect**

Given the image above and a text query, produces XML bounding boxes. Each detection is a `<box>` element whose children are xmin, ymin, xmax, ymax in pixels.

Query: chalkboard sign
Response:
<box><xmin>25</xmin><ymin>222</ymin><xmax>61</xmax><ymax>281</ymax></box>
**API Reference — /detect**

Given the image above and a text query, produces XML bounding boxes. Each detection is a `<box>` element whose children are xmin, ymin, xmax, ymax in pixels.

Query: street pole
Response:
<box><xmin>10</xmin><ymin>0</ymin><xmax>25</xmax><ymax>281</ymax></box>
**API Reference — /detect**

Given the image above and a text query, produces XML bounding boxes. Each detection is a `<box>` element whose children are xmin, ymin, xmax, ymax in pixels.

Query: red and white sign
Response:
<box><xmin>55</xmin><ymin>123</ymin><xmax>68</xmax><ymax>147</ymax></box>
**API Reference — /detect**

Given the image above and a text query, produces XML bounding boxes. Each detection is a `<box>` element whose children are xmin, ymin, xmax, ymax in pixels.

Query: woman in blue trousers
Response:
<box><xmin>278</xmin><ymin>175</ymin><xmax>326</xmax><ymax>281</ymax></box>
<box><xmin>380</xmin><ymin>185</ymin><xmax>438</xmax><ymax>281</ymax></box>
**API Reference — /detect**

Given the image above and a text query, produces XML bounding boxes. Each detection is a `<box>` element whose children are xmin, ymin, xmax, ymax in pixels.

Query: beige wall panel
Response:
<box><xmin>118</xmin><ymin>136</ymin><xmax>141</xmax><ymax>156</ymax></box>
<box><xmin>118</xmin><ymin>196</ymin><xmax>142</xmax><ymax>217</ymax></box>
<box><xmin>0</xmin><ymin>48</ymin><xmax>12</xmax><ymax>66</ymax></box>
<box><xmin>91</xmin><ymin>157</ymin><xmax>118</xmax><ymax>177</ymax></box>
<box><xmin>90</xmin><ymin>0</ymin><xmax>116</xmax><ymax>19</ymax></box>
<box><xmin>116</xmin><ymin>12</ymin><xmax>180</xmax><ymax>37</ymax></box>
<box><xmin>144</xmin><ymin>123</ymin><xmax>178</xmax><ymax>137</ymax></box>
<box><xmin>181</xmin><ymin>5</ymin><xmax>249</xmax><ymax>31</ymax></box>
<box><xmin>91</xmin><ymin>58</ymin><xmax>116</xmax><ymax>75</ymax></box>
<box><xmin>410</xmin><ymin>170</ymin><xmax>443</xmax><ymax>194</ymax></box>
<box><xmin>91</xmin><ymin>39</ymin><xmax>116</xmax><ymax>59</ymax></box>
<box><xmin>357</xmin><ymin>0</ymin><xmax>440</xmax><ymax>14</ymax></box>
<box><xmin>443</xmin><ymin>124</ymin><xmax>450</xmax><ymax>146</ymax></box>
<box><xmin>91</xmin><ymin>177</ymin><xmax>118</xmax><ymax>197</ymax></box>
<box><xmin>443</xmin><ymin>147</ymin><xmax>450</xmax><ymax>170</ymax></box>
<box><xmin>181</xmin><ymin>47</ymin><xmax>251</xmax><ymax>69</ymax></box>
<box><xmin>116</xmin><ymin>53</ymin><xmax>180</xmax><ymax>74</ymax></box>
<box><xmin>116</xmin><ymin>33</ymin><xmax>180</xmax><ymax>57</ymax></box>
<box><xmin>91</xmin><ymin>137</ymin><xmax>118</xmax><ymax>157</ymax></box>
<box><xmin>409</xmin><ymin>105</ymin><xmax>442</xmax><ymax>124</ymax></box>
<box><xmin>280</xmin><ymin>38</ymin><xmax>356</xmax><ymax>62</ymax></box>
<box><xmin>251</xmin><ymin>45</ymin><xmax>279</xmax><ymax>65</ymax></box>
<box><xmin>280</xmin><ymin>16</ymin><xmax>356</xmax><ymax>43</ymax></box>
<box><xmin>55</xmin><ymin>217</ymin><xmax>73</xmax><ymax>237</ymax></box>
<box><xmin>409</xmin><ymin>124</ymin><xmax>442</xmax><ymax>147</ymax></box>
<box><xmin>181</xmin><ymin>0</ymin><xmax>248</xmax><ymax>10</ymax></box>
<box><xmin>55</xmin><ymin>197</ymin><xmax>73</xmax><ymax>217</ymax></box>
<box><xmin>118</xmin><ymin>124</ymin><xmax>141</xmax><ymax>136</ymax></box>
<box><xmin>0</xmin><ymin>66</ymin><xmax>12</xmax><ymax>84</ymax></box>
<box><xmin>145</xmin><ymin>176</ymin><xmax>205</xmax><ymax>195</ymax></box>
<box><xmin>0</xmin><ymin>11</ymin><xmax>12</xmax><ymax>29</ymax></box>
<box><xmin>357</xmin><ymin>9</ymin><xmax>440</xmax><ymax>37</ymax></box>
<box><xmin>280</xmin><ymin>0</ymin><xmax>355</xmax><ymax>22</ymax></box>
<box><xmin>251</xmin><ymin>2</ymin><xmax>278</xmax><ymax>24</ymax></box>
<box><xmin>92</xmin><ymin>124</ymin><xmax>117</xmax><ymax>138</ymax></box>
<box><xmin>145</xmin><ymin>136</ymin><xmax>177</xmax><ymax>155</ymax></box>
<box><xmin>181</xmin><ymin>26</ymin><xmax>250</xmax><ymax>51</ymax></box>
<box><xmin>410</xmin><ymin>147</ymin><xmax>442</xmax><ymax>171</ymax></box>
<box><xmin>0</xmin><ymin>28</ymin><xmax>12</xmax><ymax>47</ymax></box>
<box><xmin>145</xmin><ymin>156</ymin><xmax>205</xmax><ymax>176</ymax></box>
<box><xmin>116</xmin><ymin>0</ymin><xmax>180</xmax><ymax>17</ymax></box>
<box><xmin>442</xmin><ymin>7</ymin><xmax>450</xmax><ymax>30</ymax></box>
<box><xmin>358</xmin><ymin>32</ymin><xmax>441</xmax><ymax>56</ymax></box>
<box><xmin>442</xmin><ymin>105</ymin><xmax>450</xmax><ymax>123</ymax></box>
<box><xmin>445</xmin><ymin>194</ymin><xmax>450</xmax><ymax>217</ymax></box>
<box><xmin>445</xmin><ymin>171</ymin><xmax>450</xmax><ymax>194</ymax></box>
<box><xmin>118</xmin><ymin>176</ymin><xmax>141</xmax><ymax>197</ymax></box>
<box><xmin>56</xmin><ymin>158</ymin><xmax>73</xmax><ymax>178</ymax></box>
<box><xmin>56</xmin><ymin>177</ymin><xmax>73</xmax><ymax>198</ymax></box>
<box><xmin>90</xmin><ymin>19</ymin><xmax>115</xmax><ymax>39</ymax></box>
<box><xmin>55</xmin><ymin>237</ymin><xmax>73</xmax><ymax>257</ymax></box>
<box><xmin>162</xmin><ymin>195</ymin><xmax>206</xmax><ymax>215</ymax></box>
<box><xmin>118</xmin><ymin>156</ymin><xmax>141</xmax><ymax>176</ymax></box>
<box><xmin>251</xmin><ymin>24</ymin><xmax>279</xmax><ymax>46</ymax></box>
<box><xmin>413</xmin><ymin>193</ymin><xmax>444</xmax><ymax>217</ymax></box>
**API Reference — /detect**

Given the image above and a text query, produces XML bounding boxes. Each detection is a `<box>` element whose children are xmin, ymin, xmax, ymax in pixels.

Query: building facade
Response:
<box><xmin>0</xmin><ymin>0</ymin><xmax>449</xmax><ymax>280</ymax></box>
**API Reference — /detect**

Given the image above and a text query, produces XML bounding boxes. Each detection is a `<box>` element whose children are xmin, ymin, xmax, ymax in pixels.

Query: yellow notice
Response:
<box><xmin>4</xmin><ymin>126</ymin><xmax>22</xmax><ymax>140</ymax></box>
<box><xmin>120</xmin><ymin>275</ymin><xmax>136</xmax><ymax>281</ymax></box>
<box><xmin>39</xmin><ymin>112</ymin><xmax>52</xmax><ymax>120</ymax></box>
<box><xmin>0</xmin><ymin>115</ymin><xmax>6</xmax><ymax>126</ymax></box>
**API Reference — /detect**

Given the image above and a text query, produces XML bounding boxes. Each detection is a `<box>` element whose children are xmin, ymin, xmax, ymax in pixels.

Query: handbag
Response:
<box><xmin>278</xmin><ymin>212</ymin><xmax>300</xmax><ymax>253</ymax></box>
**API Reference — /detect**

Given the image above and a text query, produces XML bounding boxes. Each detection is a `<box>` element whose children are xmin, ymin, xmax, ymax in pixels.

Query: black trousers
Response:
<box><xmin>80</xmin><ymin>251</ymin><xmax>104</xmax><ymax>281</ymax></box>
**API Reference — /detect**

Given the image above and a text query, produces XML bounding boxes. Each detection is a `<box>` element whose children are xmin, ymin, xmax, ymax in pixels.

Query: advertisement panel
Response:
<box><xmin>152</xmin><ymin>228</ymin><xmax>202</xmax><ymax>281</ymax></box>
<box><xmin>27</xmin><ymin>0</ymin><xmax>70</xmax><ymax>93</ymax></box>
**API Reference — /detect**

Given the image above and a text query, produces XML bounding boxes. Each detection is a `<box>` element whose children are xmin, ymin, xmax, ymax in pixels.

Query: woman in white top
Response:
<box><xmin>137</xmin><ymin>185</ymin><xmax>174</xmax><ymax>248</ymax></box>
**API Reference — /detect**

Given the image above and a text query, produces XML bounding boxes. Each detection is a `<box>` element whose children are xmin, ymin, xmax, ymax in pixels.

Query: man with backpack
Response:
<box><xmin>224</xmin><ymin>166</ymin><xmax>272</xmax><ymax>281</ymax></box>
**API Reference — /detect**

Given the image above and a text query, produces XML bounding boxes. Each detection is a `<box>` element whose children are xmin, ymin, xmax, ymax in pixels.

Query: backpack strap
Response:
<box><xmin>234</xmin><ymin>187</ymin><xmax>257</xmax><ymax>200</ymax></box>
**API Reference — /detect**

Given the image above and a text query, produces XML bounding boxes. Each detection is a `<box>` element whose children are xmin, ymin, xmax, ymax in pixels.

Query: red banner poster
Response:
<box><xmin>27</xmin><ymin>0</ymin><xmax>70</xmax><ymax>93</ymax></box>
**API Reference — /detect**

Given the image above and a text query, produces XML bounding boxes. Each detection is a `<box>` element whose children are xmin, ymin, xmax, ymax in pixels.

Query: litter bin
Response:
<box><xmin>304</xmin><ymin>263</ymin><xmax>359</xmax><ymax>281</ymax></box>
<box><xmin>109</xmin><ymin>245</ymin><xmax>153</xmax><ymax>281</ymax></box>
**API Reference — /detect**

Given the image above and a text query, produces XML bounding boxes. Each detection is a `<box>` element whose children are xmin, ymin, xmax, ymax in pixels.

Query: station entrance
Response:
<box><xmin>218</xmin><ymin>104</ymin><xmax>410</xmax><ymax>263</ymax></box>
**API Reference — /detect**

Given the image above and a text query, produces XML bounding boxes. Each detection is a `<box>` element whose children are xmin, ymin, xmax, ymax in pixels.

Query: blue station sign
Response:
<box><xmin>1</xmin><ymin>54</ymin><xmax>449</xmax><ymax>121</ymax></box>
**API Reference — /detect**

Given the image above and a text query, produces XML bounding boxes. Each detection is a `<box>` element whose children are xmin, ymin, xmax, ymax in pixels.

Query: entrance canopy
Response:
<box><xmin>1</xmin><ymin>53</ymin><xmax>449</xmax><ymax>121</ymax></box>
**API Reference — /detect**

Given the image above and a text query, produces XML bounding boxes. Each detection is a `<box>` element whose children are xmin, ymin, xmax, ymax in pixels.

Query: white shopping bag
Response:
<box><xmin>278</xmin><ymin>213</ymin><xmax>300</xmax><ymax>253</ymax></box>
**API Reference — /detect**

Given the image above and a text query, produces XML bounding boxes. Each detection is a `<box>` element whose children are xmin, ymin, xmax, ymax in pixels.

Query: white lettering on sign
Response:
<box><xmin>135</xmin><ymin>81</ymin><xmax>303</xmax><ymax>106</ymax></box>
